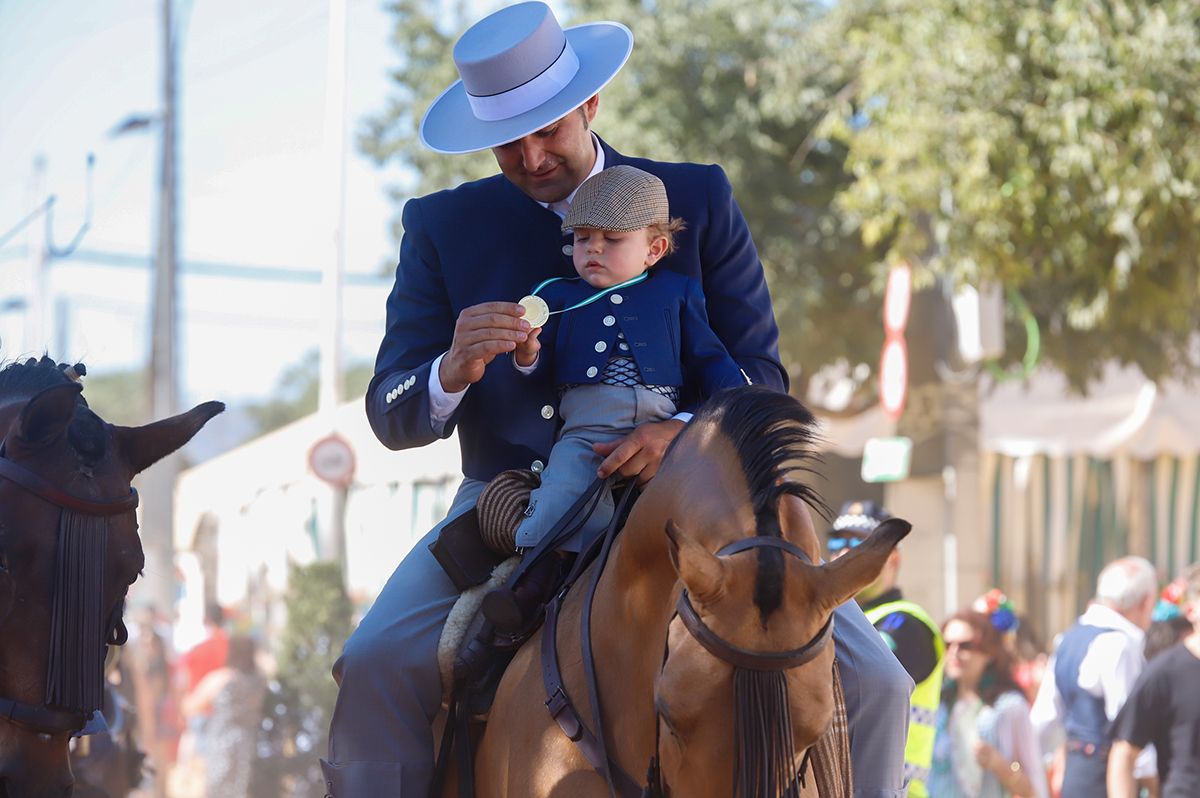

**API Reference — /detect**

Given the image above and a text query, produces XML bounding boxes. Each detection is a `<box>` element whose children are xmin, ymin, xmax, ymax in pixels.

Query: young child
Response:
<box><xmin>480</xmin><ymin>165</ymin><xmax>747</xmax><ymax>629</ymax></box>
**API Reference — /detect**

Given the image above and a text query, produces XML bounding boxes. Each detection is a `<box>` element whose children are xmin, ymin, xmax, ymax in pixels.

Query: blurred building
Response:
<box><xmin>818</xmin><ymin>362</ymin><xmax>1200</xmax><ymax>641</ymax></box>
<box><xmin>173</xmin><ymin>396</ymin><xmax>460</xmax><ymax>642</ymax></box>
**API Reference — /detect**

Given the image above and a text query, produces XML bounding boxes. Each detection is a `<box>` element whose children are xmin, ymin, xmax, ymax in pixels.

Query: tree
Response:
<box><xmin>244</xmin><ymin>350</ymin><xmax>374</xmax><ymax>435</ymax></box>
<box><xmin>255</xmin><ymin>561</ymin><xmax>353</xmax><ymax>797</ymax></box>
<box><xmin>824</xmin><ymin>0</ymin><xmax>1200</xmax><ymax>389</ymax></box>
<box><xmin>360</xmin><ymin>0</ymin><xmax>888</xmax><ymax>401</ymax></box>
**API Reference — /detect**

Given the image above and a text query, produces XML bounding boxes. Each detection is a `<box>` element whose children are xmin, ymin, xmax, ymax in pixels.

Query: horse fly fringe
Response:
<box><xmin>732</xmin><ymin>668</ymin><xmax>802</xmax><ymax>798</ymax></box>
<box><xmin>45</xmin><ymin>509</ymin><xmax>108</xmax><ymax>714</ymax></box>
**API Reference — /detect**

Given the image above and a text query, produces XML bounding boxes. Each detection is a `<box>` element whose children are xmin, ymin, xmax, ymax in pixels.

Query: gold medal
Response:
<box><xmin>519</xmin><ymin>295</ymin><xmax>550</xmax><ymax>328</ymax></box>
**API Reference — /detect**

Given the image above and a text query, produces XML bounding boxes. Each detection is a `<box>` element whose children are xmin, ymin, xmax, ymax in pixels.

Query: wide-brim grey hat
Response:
<box><xmin>420</xmin><ymin>2</ymin><xmax>633</xmax><ymax>155</ymax></box>
<box><xmin>562</xmin><ymin>165</ymin><xmax>670</xmax><ymax>232</ymax></box>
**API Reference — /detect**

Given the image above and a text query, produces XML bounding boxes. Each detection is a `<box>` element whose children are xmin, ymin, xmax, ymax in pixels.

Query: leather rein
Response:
<box><xmin>541</xmin><ymin>510</ymin><xmax>832</xmax><ymax>798</ymax></box>
<box><xmin>0</xmin><ymin>446</ymin><xmax>139</xmax><ymax>735</ymax></box>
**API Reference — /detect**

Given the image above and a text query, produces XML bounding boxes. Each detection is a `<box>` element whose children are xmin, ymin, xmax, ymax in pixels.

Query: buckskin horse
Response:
<box><xmin>0</xmin><ymin>357</ymin><xmax>223</xmax><ymax>797</ymax></box>
<box><xmin>448</xmin><ymin>386</ymin><xmax>910</xmax><ymax>798</ymax></box>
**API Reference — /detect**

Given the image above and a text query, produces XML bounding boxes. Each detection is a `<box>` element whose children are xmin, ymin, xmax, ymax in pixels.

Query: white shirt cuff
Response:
<box><xmin>429</xmin><ymin>353</ymin><xmax>467</xmax><ymax>433</ymax></box>
<box><xmin>672</xmin><ymin>412</ymin><xmax>693</xmax><ymax>424</ymax></box>
<box><xmin>513</xmin><ymin>353</ymin><xmax>539</xmax><ymax>374</ymax></box>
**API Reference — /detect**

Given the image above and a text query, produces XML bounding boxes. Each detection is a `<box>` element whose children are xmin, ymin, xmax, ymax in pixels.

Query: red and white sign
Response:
<box><xmin>879</xmin><ymin>337</ymin><xmax>908</xmax><ymax>421</ymax></box>
<box><xmin>309</xmin><ymin>433</ymin><xmax>356</xmax><ymax>488</ymax></box>
<box><xmin>883</xmin><ymin>262</ymin><xmax>913</xmax><ymax>336</ymax></box>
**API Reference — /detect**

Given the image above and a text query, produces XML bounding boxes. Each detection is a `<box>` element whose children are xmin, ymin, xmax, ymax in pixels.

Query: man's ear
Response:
<box><xmin>580</xmin><ymin>94</ymin><xmax>600</xmax><ymax>124</ymax></box>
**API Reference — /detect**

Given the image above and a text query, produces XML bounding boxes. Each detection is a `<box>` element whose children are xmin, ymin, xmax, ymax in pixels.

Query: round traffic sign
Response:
<box><xmin>879</xmin><ymin>337</ymin><xmax>908</xmax><ymax>421</ymax></box>
<box><xmin>883</xmin><ymin>263</ymin><xmax>913</xmax><ymax>336</ymax></box>
<box><xmin>309</xmin><ymin>433</ymin><xmax>356</xmax><ymax>488</ymax></box>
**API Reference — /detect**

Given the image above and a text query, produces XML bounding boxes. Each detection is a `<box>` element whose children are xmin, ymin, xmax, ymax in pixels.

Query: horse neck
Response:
<box><xmin>584</xmin><ymin>508</ymin><xmax>685</xmax><ymax>768</ymax></box>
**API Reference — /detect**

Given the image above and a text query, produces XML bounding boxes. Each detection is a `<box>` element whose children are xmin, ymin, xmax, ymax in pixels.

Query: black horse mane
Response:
<box><xmin>0</xmin><ymin>356</ymin><xmax>84</xmax><ymax>397</ymax></box>
<box><xmin>692</xmin><ymin>387</ymin><xmax>827</xmax><ymax>796</ymax></box>
<box><xmin>0</xmin><ymin>356</ymin><xmax>106</xmax><ymax>460</ymax></box>
<box><xmin>692</xmin><ymin>386</ymin><xmax>829</xmax><ymax>624</ymax></box>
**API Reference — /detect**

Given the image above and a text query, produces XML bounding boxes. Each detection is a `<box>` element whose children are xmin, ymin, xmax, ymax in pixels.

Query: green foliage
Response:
<box><xmin>245</xmin><ymin>350</ymin><xmax>374</xmax><ymax>435</ymax></box>
<box><xmin>363</xmin><ymin>0</ymin><xmax>1200</xmax><ymax>396</ymax></box>
<box><xmin>360</xmin><ymin>0</ymin><xmax>886</xmax><ymax>398</ymax></box>
<box><xmin>276</xmin><ymin>560</ymin><xmax>352</xmax><ymax>729</ymax></box>
<box><xmin>257</xmin><ymin>561</ymin><xmax>353</xmax><ymax>795</ymax></box>
<box><xmin>80</xmin><ymin>368</ymin><xmax>149</xmax><ymax>426</ymax></box>
<box><xmin>825</xmin><ymin>0</ymin><xmax>1200</xmax><ymax>389</ymax></box>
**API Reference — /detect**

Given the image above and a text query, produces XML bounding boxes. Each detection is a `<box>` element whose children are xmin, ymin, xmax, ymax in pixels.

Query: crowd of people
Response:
<box><xmin>835</xmin><ymin>500</ymin><xmax>1200</xmax><ymax>798</ymax></box>
<box><xmin>116</xmin><ymin>602</ymin><xmax>265</xmax><ymax>798</ymax></box>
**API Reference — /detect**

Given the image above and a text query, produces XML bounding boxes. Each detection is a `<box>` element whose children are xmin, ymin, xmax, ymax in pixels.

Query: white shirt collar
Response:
<box><xmin>1080</xmin><ymin>602</ymin><xmax>1145</xmax><ymax>642</ymax></box>
<box><xmin>539</xmin><ymin>132</ymin><xmax>605</xmax><ymax>218</ymax></box>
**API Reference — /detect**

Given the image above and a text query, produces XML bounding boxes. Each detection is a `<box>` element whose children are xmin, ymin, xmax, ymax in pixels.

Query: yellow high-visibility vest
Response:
<box><xmin>865</xmin><ymin>599</ymin><xmax>945</xmax><ymax>798</ymax></box>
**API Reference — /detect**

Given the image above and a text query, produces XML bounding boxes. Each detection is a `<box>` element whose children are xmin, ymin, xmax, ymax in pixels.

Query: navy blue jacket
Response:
<box><xmin>367</xmin><ymin>139</ymin><xmax>786</xmax><ymax>483</ymax></box>
<box><xmin>532</xmin><ymin>270</ymin><xmax>746</xmax><ymax>396</ymax></box>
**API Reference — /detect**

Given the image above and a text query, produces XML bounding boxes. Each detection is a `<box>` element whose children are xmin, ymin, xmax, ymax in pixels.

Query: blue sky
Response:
<box><xmin>0</xmin><ymin>0</ymin><xmax>415</xmax><ymax>404</ymax></box>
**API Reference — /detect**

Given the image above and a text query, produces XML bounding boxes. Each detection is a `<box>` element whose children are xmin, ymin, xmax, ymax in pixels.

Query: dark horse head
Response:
<box><xmin>0</xmin><ymin>357</ymin><xmax>223</xmax><ymax>797</ymax></box>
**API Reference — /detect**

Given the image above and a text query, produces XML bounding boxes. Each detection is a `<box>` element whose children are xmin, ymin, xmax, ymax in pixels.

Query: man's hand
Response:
<box><xmin>439</xmin><ymin>302</ymin><xmax>530</xmax><ymax>393</ymax></box>
<box><xmin>513</xmin><ymin>326</ymin><xmax>543</xmax><ymax>368</ymax></box>
<box><xmin>593</xmin><ymin>418</ymin><xmax>685</xmax><ymax>485</ymax></box>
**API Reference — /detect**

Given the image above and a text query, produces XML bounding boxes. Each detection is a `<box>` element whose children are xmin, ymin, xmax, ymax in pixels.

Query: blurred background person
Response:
<box><xmin>172</xmin><ymin>603</ymin><xmax>229</xmax><ymax>798</ymax></box>
<box><xmin>1144</xmin><ymin>578</ymin><xmax>1192</xmax><ymax>662</ymax></box>
<box><xmin>929</xmin><ymin>610</ymin><xmax>1049</xmax><ymax>798</ymax></box>
<box><xmin>1030</xmin><ymin>557</ymin><xmax>1157</xmax><ymax>797</ymax></box>
<box><xmin>830</xmin><ymin>500</ymin><xmax>944</xmax><ymax>798</ymax></box>
<box><xmin>128</xmin><ymin>610</ymin><xmax>180</xmax><ymax>798</ymax></box>
<box><xmin>181</xmin><ymin>634</ymin><xmax>267</xmax><ymax>798</ymax></box>
<box><xmin>1108</xmin><ymin>564</ymin><xmax>1200</xmax><ymax>798</ymax></box>
<box><xmin>972</xmin><ymin>589</ymin><xmax>1050</xmax><ymax>704</ymax></box>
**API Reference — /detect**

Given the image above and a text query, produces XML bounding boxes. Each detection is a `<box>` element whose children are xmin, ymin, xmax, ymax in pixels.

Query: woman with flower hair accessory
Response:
<box><xmin>973</xmin><ymin>589</ymin><xmax>1021</xmax><ymax>635</ymax></box>
<box><xmin>929</xmin><ymin>610</ymin><xmax>1050</xmax><ymax>797</ymax></box>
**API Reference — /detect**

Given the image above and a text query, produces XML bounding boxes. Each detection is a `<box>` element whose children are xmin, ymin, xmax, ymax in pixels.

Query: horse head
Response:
<box><xmin>631</xmin><ymin>386</ymin><xmax>910</xmax><ymax>796</ymax></box>
<box><xmin>0</xmin><ymin>357</ymin><xmax>222</xmax><ymax>797</ymax></box>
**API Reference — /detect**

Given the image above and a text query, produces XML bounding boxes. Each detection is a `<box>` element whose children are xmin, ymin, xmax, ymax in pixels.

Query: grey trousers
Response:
<box><xmin>323</xmin><ymin>477</ymin><xmax>913</xmax><ymax>798</ymax></box>
<box><xmin>515</xmin><ymin>384</ymin><xmax>676</xmax><ymax>551</ymax></box>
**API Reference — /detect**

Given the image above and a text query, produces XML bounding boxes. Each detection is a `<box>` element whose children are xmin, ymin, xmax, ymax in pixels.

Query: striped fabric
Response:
<box><xmin>986</xmin><ymin>452</ymin><xmax>1200</xmax><ymax>638</ymax></box>
<box><xmin>808</xmin><ymin>660</ymin><xmax>853</xmax><ymax>798</ymax></box>
<box><xmin>475</xmin><ymin>468</ymin><xmax>541</xmax><ymax>554</ymax></box>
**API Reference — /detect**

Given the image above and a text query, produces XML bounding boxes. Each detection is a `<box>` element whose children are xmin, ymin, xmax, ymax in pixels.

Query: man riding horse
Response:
<box><xmin>321</xmin><ymin>4</ymin><xmax>913</xmax><ymax>796</ymax></box>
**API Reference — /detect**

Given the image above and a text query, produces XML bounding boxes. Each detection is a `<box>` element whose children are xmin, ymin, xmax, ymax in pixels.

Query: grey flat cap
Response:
<box><xmin>562</xmin><ymin>165</ymin><xmax>670</xmax><ymax>232</ymax></box>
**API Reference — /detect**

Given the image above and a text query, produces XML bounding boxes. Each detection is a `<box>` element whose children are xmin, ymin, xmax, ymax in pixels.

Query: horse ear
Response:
<box><xmin>7</xmin><ymin>383</ymin><xmax>83</xmax><ymax>453</ymax></box>
<box><xmin>814</xmin><ymin>518</ymin><xmax>912</xmax><ymax>612</ymax></box>
<box><xmin>115</xmin><ymin>401</ymin><xmax>225</xmax><ymax>475</ymax></box>
<box><xmin>777</xmin><ymin>493</ymin><xmax>822</xmax><ymax>563</ymax></box>
<box><xmin>665</xmin><ymin>519</ymin><xmax>726</xmax><ymax>604</ymax></box>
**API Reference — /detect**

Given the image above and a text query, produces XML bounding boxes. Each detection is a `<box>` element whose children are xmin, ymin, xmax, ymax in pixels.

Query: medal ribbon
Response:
<box><xmin>529</xmin><ymin>271</ymin><xmax>649</xmax><ymax>318</ymax></box>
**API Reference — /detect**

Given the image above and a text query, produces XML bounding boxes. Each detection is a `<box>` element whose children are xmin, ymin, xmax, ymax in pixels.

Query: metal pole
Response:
<box><xmin>24</xmin><ymin>157</ymin><xmax>48</xmax><ymax>351</ymax></box>
<box><xmin>319</xmin><ymin>0</ymin><xmax>349</xmax><ymax>571</ymax></box>
<box><xmin>141</xmin><ymin>0</ymin><xmax>181</xmax><ymax>613</ymax></box>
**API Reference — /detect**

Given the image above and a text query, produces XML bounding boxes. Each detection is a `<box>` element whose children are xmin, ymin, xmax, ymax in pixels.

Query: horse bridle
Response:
<box><xmin>0</xmin><ymin>445</ymin><xmax>139</xmax><ymax>735</ymax></box>
<box><xmin>542</xmin><ymin>504</ymin><xmax>833</xmax><ymax>798</ymax></box>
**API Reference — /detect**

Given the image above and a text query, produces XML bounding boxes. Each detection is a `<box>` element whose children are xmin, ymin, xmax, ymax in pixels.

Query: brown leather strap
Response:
<box><xmin>0</xmin><ymin>457</ymin><xmax>138</xmax><ymax>516</ymax></box>
<box><xmin>676</xmin><ymin>589</ymin><xmax>833</xmax><ymax>671</ymax></box>
<box><xmin>541</xmin><ymin>597</ymin><xmax>643</xmax><ymax>798</ymax></box>
<box><xmin>715</xmin><ymin>535</ymin><xmax>814</xmax><ymax>562</ymax></box>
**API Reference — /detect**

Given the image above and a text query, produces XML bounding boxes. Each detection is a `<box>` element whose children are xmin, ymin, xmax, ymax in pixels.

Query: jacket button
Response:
<box><xmin>540</xmin><ymin>404</ymin><xmax>555</xmax><ymax>419</ymax></box>
<box><xmin>594</xmin><ymin>341</ymin><xmax>607</xmax><ymax>353</ymax></box>
<box><xmin>562</xmin><ymin>245</ymin><xmax>573</xmax><ymax>256</ymax></box>
<box><xmin>610</xmin><ymin>293</ymin><xmax>623</xmax><ymax>304</ymax></box>
<box><xmin>619</xmin><ymin>342</ymin><xmax>630</xmax><ymax>351</ymax></box>
<box><xmin>586</xmin><ymin>366</ymin><xmax>599</xmax><ymax>378</ymax></box>
<box><xmin>603</xmin><ymin>315</ymin><xmax>615</xmax><ymax>326</ymax></box>
<box><xmin>531</xmin><ymin>460</ymin><xmax>545</xmax><ymax>473</ymax></box>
